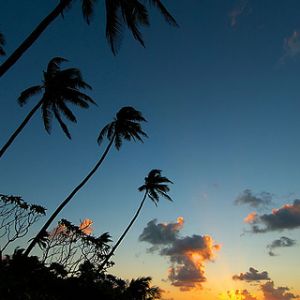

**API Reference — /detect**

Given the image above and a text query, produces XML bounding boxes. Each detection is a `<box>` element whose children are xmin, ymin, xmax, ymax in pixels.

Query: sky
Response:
<box><xmin>1</xmin><ymin>0</ymin><xmax>300</xmax><ymax>299</ymax></box>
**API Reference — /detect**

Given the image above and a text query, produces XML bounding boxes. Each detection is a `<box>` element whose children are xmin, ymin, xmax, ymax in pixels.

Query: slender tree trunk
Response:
<box><xmin>0</xmin><ymin>100</ymin><xmax>43</xmax><ymax>159</ymax></box>
<box><xmin>99</xmin><ymin>191</ymin><xmax>148</xmax><ymax>271</ymax></box>
<box><xmin>0</xmin><ymin>0</ymin><xmax>71</xmax><ymax>78</ymax></box>
<box><xmin>24</xmin><ymin>136</ymin><xmax>115</xmax><ymax>256</ymax></box>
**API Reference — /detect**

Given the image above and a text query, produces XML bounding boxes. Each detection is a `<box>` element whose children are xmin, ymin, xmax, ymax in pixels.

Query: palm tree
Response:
<box><xmin>0</xmin><ymin>0</ymin><xmax>178</xmax><ymax>77</ymax></box>
<box><xmin>24</xmin><ymin>106</ymin><xmax>147</xmax><ymax>256</ymax></box>
<box><xmin>0</xmin><ymin>57</ymin><xmax>95</xmax><ymax>159</ymax></box>
<box><xmin>126</xmin><ymin>276</ymin><xmax>162</xmax><ymax>300</ymax></box>
<box><xmin>99</xmin><ymin>169</ymin><xmax>172</xmax><ymax>271</ymax></box>
<box><xmin>0</xmin><ymin>32</ymin><xmax>5</xmax><ymax>56</ymax></box>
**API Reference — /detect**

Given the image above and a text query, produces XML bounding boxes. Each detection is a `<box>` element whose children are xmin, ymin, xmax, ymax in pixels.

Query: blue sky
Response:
<box><xmin>1</xmin><ymin>1</ymin><xmax>300</xmax><ymax>299</ymax></box>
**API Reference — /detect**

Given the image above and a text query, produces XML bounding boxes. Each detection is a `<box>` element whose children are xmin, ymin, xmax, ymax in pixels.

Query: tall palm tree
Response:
<box><xmin>0</xmin><ymin>0</ymin><xmax>178</xmax><ymax>77</ymax></box>
<box><xmin>0</xmin><ymin>32</ymin><xmax>5</xmax><ymax>56</ymax></box>
<box><xmin>0</xmin><ymin>57</ymin><xmax>95</xmax><ymax>159</ymax></box>
<box><xmin>99</xmin><ymin>169</ymin><xmax>172</xmax><ymax>270</ymax></box>
<box><xmin>24</xmin><ymin>106</ymin><xmax>147</xmax><ymax>256</ymax></box>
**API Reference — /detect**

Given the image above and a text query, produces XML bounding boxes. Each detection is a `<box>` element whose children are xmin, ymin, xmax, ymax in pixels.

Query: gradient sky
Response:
<box><xmin>1</xmin><ymin>1</ymin><xmax>300</xmax><ymax>299</ymax></box>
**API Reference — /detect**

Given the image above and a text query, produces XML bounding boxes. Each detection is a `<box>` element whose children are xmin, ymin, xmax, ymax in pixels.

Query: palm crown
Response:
<box><xmin>18</xmin><ymin>57</ymin><xmax>95</xmax><ymax>139</ymax></box>
<box><xmin>138</xmin><ymin>169</ymin><xmax>173</xmax><ymax>205</ymax></box>
<box><xmin>77</xmin><ymin>0</ymin><xmax>178</xmax><ymax>54</ymax></box>
<box><xmin>97</xmin><ymin>106</ymin><xmax>148</xmax><ymax>150</ymax></box>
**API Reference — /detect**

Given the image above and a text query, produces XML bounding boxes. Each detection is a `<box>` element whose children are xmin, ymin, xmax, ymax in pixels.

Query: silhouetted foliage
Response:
<box><xmin>98</xmin><ymin>106</ymin><xmax>148</xmax><ymax>150</ymax></box>
<box><xmin>0</xmin><ymin>0</ymin><xmax>177</xmax><ymax>77</ymax></box>
<box><xmin>0</xmin><ymin>249</ymin><xmax>162</xmax><ymax>300</ymax></box>
<box><xmin>25</xmin><ymin>106</ymin><xmax>147</xmax><ymax>256</ymax></box>
<box><xmin>0</xmin><ymin>194</ymin><xmax>46</xmax><ymax>256</ymax></box>
<box><xmin>100</xmin><ymin>169</ymin><xmax>172</xmax><ymax>270</ymax></box>
<box><xmin>0</xmin><ymin>57</ymin><xmax>95</xmax><ymax>159</ymax></box>
<box><xmin>41</xmin><ymin>219</ymin><xmax>112</xmax><ymax>274</ymax></box>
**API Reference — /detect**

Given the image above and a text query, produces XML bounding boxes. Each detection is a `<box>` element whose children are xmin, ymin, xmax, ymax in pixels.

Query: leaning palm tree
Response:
<box><xmin>24</xmin><ymin>106</ymin><xmax>147</xmax><ymax>256</ymax></box>
<box><xmin>99</xmin><ymin>169</ymin><xmax>172</xmax><ymax>270</ymax></box>
<box><xmin>0</xmin><ymin>57</ymin><xmax>95</xmax><ymax>159</ymax></box>
<box><xmin>0</xmin><ymin>32</ymin><xmax>5</xmax><ymax>56</ymax></box>
<box><xmin>0</xmin><ymin>0</ymin><xmax>178</xmax><ymax>77</ymax></box>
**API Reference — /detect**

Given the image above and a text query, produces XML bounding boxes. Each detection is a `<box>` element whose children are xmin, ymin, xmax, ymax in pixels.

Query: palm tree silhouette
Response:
<box><xmin>126</xmin><ymin>276</ymin><xmax>162</xmax><ymax>300</ymax></box>
<box><xmin>24</xmin><ymin>106</ymin><xmax>147</xmax><ymax>256</ymax></box>
<box><xmin>0</xmin><ymin>32</ymin><xmax>5</xmax><ymax>56</ymax></box>
<box><xmin>0</xmin><ymin>57</ymin><xmax>94</xmax><ymax>159</ymax></box>
<box><xmin>99</xmin><ymin>169</ymin><xmax>172</xmax><ymax>270</ymax></box>
<box><xmin>0</xmin><ymin>0</ymin><xmax>178</xmax><ymax>77</ymax></box>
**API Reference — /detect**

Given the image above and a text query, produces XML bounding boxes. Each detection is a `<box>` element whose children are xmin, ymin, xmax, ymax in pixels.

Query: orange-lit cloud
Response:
<box><xmin>244</xmin><ymin>212</ymin><xmax>257</xmax><ymax>224</ymax></box>
<box><xmin>246</xmin><ymin>200</ymin><xmax>300</xmax><ymax>233</ymax></box>
<box><xmin>139</xmin><ymin>217</ymin><xmax>221</xmax><ymax>291</ymax></box>
<box><xmin>261</xmin><ymin>281</ymin><xmax>299</xmax><ymax>300</ymax></box>
<box><xmin>219</xmin><ymin>289</ymin><xmax>257</xmax><ymax>300</ymax></box>
<box><xmin>79</xmin><ymin>218</ymin><xmax>93</xmax><ymax>235</ymax></box>
<box><xmin>49</xmin><ymin>218</ymin><xmax>93</xmax><ymax>238</ymax></box>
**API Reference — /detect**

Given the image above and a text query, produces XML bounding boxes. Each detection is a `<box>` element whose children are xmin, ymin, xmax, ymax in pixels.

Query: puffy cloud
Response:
<box><xmin>228</xmin><ymin>0</ymin><xmax>248</xmax><ymax>28</ymax></box>
<box><xmin>261</xmin><ymin>281</ymin><xmax>299</xmax><ymax>300</ymax></box>
<box><xmin>139</xmin><ymin>217</ymin><xmax>220</xmax><ymax>291</ymax></box>
<box><xmin>79</xmin><ymin>218</ymin><xmax>93</xmax><ymax>235</ymax></box>
<box><xmin>246</xmin><ymin>200</ymin><xmax>300</xmax><ymax>233</ymax></box>
<box><xmin>267</xmin><ymin>236</ymin><xmax>297</xmax><ymax>256</ymax></box>
<box><xmin>244</xmin><ymin>212</ymin><xmax>258</xmax><ymax>224</ymax></box>
<box><xmin>139</xmin><ymin>217</ymin><xmax>183</xmax><ymax>250</ymax></box>
<box><xmin>233</xmin><ymin>267</ymin><xmax>270</xmax><ymax>282</ymax></box>
<box><xmin>235</xmin><ymin>189</ymin><xmax>272</xmax><ymax>208</ymax></box>
<box><xmin>220</xmin><ymin>289</ymin><xmax>257</xmax><ymax>300</ymax></box>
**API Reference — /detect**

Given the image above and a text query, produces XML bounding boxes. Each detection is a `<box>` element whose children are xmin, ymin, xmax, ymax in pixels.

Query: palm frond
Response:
<box><xmin>114</xmin><ymin>132</ymin><xmax>122</xmax><ymax>150</ymax></box>
<box><xmin>18</xmin><ymin>85</ymin><xmax>43</xmax><ymax>106</ymax></box>
<box><xmin>97</xmin><ymin>123</ymin><xmax>111</xmax><ymax>145</ymax></box>
<box><xmin>148</xmin><ymin>0</ymin><xmax>178</xmax><ymax>26</ymax></box>
<box><xmin>120</xmin><ymin>0</ymin><xmax>149</xmax><ymax>47</ymax></box>
<box><xmin>47</xmin><ymin>57</ymin><xmax>68</xmax><ymax>75</ymax></box>
<box><xmin>56</xmin><ymin>101</ymin><xmax>77</xmax><ymax>123</ymax></box>
<box><xmin>53</xmin><ymin>105</ymin><xmax>72</xmax><ymax>139</ymax></box>
<box><xmin>105</xmin><ymin>0</ymin><xmax>123</xmax><ymax>55</ymax></box>
<box><xmin>64</xmin><ymin>89</ymin><xmax>96</xmax><ymax>105</ymax></box>
<box><xmin>82</xmin><ymin>0</ymin><xmax>97</xmax><ymax>24</ymax></box>
<box><xmin>42</xmin><ymin>100</ymin><xmax>53</xmax><ymax>134</ymax></box>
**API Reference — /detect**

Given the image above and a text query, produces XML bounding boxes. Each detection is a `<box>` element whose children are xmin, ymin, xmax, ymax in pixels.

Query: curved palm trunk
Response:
<box><xmin>0</xmin><ymin>0</ymin><xmax>71</xmax><ymax>78</ymax></box>
<box><xmin>24</xmin><ymin>136</ymin><xmax>115</xmax><ymax>256</ymax></box>
<box><xmin>0</xmin><ymin>99</ymin><xmax>43</xmax><ymax>159</ymax></box>
<box><xmin>99</xmin><ymin>191</ymin><xmax>148</xmax><ymax>271</ymax></box>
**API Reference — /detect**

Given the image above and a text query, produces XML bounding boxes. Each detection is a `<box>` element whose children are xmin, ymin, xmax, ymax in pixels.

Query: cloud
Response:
<box><xmin>261</xmin><ymin>281</ymin><xmax>299</xmax><ymax>300</ymax></box>
<box><xmin>235</xmin><ymin>189</ymin><xmax>272</xmax><ymax>208</ymax></box>
<box><xmin>220</xmin><ymin>289</ymin><xmax>257</xmax><ymax>300</ymax></box>
<box><xmin>139</xmin><ymin>217</ymin><xmax>183</xmax><ymax>251</ymax></box>
<box><xmin>228</xmin><ymin>0</ymin><xmax>248</xmax><ymax>28</ymax></box>
<box><xmin>244</xmin><ymin>212</ymin><xmax>258</xmax><ymax>223</ymax></box>
<box><xmin>245</xmin><ymin>200</ymin><xmax>300</xmax><ymax>233</ymax></box>
<box><xmin>139</xmin><ymin>217</ymin><xmax>221</xmax><ymax>291</ymax></box>
<box><xmin>267</xmin><ymin>236</ymin><xmax>297</xmax><ymax>256</ymax></box>
<box><xmin>280</xmin><ymin>31</ymin><xmax>300</xmax><ymax>64</ymax></box>
<box><xmin>79</xmin><ymin>218</ymin><xmax>93</xmax><ymax>235</ymax></box>
<box><xmin>233</xmin><ymin>267</ymin><xmax>270</xmax><ymax>282</ymax></box>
